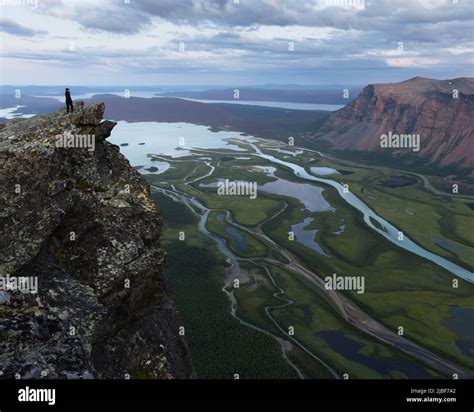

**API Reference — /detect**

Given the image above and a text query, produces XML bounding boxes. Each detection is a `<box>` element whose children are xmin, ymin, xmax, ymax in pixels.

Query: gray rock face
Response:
<box><xmin>0</xmin><ymin>102</ymin><xmax>193</xmax><ymax>379</ymax></box>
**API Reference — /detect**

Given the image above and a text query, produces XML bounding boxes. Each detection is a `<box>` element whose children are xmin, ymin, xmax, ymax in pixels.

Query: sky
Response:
<box><xmin>0</xmin><ymin>0</ymin><xmax>473</xmax><ymax>86</ymax></box>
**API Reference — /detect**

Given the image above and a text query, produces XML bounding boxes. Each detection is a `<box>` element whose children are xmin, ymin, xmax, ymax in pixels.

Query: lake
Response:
<box><xmin>108</xmin><ymin>121</ymin><xmax>253</xmax><ymax>167</ymax></box>
<box><xmin>32</xmin><ymin>92</ymin><xmax>343</xmax><ymax>111</ymax></box>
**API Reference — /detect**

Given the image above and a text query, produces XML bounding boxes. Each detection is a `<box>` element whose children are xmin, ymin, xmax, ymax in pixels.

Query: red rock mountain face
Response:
<box><xmin>318</xmin><ymin>77</ymin><xmax>474</xmax><ymax>169</ymax></box>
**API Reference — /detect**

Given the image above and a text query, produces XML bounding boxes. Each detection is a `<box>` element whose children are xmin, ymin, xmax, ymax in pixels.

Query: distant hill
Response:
<box><xmin>0</xmin><ymin>94</ymin><xmax>62</xmax><ymax>113</ymax></box>
<box><xmin>315</xmin><ymin>77</ymin><xmax>474</xmax><ymax>170</ymax></box>
<box><xmin>85</xmin><ymin>94</ymin><xmax>329</xmax><ymax>140</ymax></box>
<box><xmin>156</xmin><ymin>87</ymin><xmax>361</xmax><ymax>105</ymax></box>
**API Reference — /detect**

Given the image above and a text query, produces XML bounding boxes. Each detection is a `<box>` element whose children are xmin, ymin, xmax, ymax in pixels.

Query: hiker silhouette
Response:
<box><xmin>65</xmin><ymin>88</ymin><xmax>73</xmax><ymax>113</ymax></box>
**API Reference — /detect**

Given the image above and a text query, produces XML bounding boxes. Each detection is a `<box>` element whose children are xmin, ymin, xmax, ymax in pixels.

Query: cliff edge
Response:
<box><xmin>0</xmin><ymin>102</ymin><xmax>193</xmax><ymax>379</ymax></box>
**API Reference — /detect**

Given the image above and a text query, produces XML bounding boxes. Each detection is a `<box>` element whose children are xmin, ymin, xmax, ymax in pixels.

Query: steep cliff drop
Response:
<box><xmin>317</xmin><ymin>77</ymin><xmax>474</xmax><ymax>170</ymax></box>
<box><xmin>0</xmin><ymin>102</ymin><xmax>193</xmax><ymax>379</ymax></box>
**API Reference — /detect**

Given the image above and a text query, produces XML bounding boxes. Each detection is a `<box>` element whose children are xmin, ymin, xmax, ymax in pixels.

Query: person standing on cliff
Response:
<box><xmin>65</xmin><ymin>88</ymin><xmax>73</xmax><ymax>113</ymax></box>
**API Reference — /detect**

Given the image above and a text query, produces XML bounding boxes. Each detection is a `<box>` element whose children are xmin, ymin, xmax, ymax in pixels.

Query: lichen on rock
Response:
<box><xmin>0</xmin><ymin>102</ymin><xmax>193</xmax><ymax>379</ymax></box>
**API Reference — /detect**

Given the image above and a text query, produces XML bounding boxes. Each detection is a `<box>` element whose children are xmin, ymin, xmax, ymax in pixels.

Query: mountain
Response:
<box><xmin>316</xmin><ymin>77</ymin><xmax>474</xmax><ymax>169</ymax></box>
<box><xmin>0</xmin><ymin>95</ymin><xmax>63</xmax><ymax>121</ymax></box>
<box><xmin>0</xmin><ymin>102</ymin><xmax>193</xmax><ymax>379</ymax></box>
<box><xmin>85</xmin><ymin>94</ymin><xmax>329</xmax><ymax>140</ymax></box>
<box><xmin>156</xmin><ymin>86</ymin><xmax>361</xmax><ymax>105</ymax></box>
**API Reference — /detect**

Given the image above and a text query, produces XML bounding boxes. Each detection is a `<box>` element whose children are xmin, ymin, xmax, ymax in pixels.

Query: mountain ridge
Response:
<box><xmin>316</xmin><ymin>77</ymin><xmax>474</xmax><ymax>169</ymax></box>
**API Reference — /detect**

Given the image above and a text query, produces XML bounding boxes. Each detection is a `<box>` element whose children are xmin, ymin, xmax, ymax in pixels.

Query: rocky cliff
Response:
<box><xmin>317</xmin><ymin>77</ymin><xmax>474</xmax><ymax>169</ymax></box>
<box><xmin>0</xmin><ymin>102</ymin><xmax>193</xmax><ymax>379</ymax></box>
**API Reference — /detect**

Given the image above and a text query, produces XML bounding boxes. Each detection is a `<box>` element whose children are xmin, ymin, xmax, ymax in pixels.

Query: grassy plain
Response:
<box><xmin>145</xmin><ymin>142</ymin><xmax>474</xmax><ymax>378</ymax></box>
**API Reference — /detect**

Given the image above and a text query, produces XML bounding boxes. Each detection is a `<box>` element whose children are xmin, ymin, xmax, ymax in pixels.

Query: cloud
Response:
<box><xmin>0</xmin><ymin>18</ymin><xmax>47</xmax><ymax>37</ymax></box>
<box><xmin>71</xmin><ymin>3</ymin><xmax>152</xmax><ymax>34</ymax></box>
<box><xmin>70</xmin><ymin>0</ymin><xmax>473</xmax><ymax>31</ymax></box>
<box><xmin>386</xmin><ymin>57</ymin><xmax>440</xmax><ymax>68</ymax></box>
<box><xmin>0</xmin><ymin>0</ymin><xmax>472</xmax><ymax>85</ymax></box>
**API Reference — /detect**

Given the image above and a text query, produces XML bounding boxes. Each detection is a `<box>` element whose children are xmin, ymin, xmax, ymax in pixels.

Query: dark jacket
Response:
<box><xmin>65</xmin><ymin>90</ymin><xmax>72</xmax><ymax>103</ymax></box>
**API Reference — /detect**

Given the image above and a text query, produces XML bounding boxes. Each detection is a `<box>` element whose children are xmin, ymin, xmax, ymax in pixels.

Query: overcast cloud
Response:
<box><xmin>0</xmin><ymin>0</ymin><xmax>472</xmax><ymax>85</ymax></box>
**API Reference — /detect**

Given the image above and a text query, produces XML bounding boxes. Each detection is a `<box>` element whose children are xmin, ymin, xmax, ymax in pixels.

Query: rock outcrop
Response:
<box><xmin>0</xmin><ymin>102</ymin><xmax>193</xmax><ymax>379</ymax></box>
<box><xmin>317</xmin><ymin>77</ymin><xmax>474</xmax><ymax>169</ymax></box>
